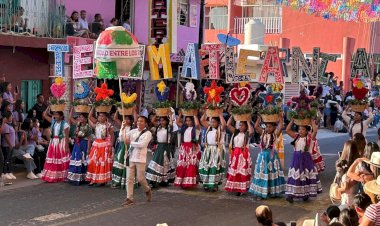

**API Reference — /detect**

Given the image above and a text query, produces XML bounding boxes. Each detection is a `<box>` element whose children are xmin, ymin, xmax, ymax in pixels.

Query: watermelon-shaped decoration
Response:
<box><xmin>94</xmin><ymin>26</ymin><xmax>141</xmax><ymax>79</ymax></box>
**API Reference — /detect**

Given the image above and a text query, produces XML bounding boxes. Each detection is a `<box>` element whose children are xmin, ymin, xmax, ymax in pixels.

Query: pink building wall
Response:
<box><xmin>62</xmin><ymin>0</ymin><xmax>116</xmax><ymax>26</ymax></box>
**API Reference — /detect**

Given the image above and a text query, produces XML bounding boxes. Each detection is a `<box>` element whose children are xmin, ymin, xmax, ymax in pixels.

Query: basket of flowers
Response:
<box><xmin>258</xmin><ymin>85</ymin><xmax>282</xmax><ymax>123</ymax></box>
<box><xmin>73</xmin><ymin>101</ymin><xmax>91</xmax><ymax>113</ymax></box>
<box><xmin>289</xmin><ymin>90</ymin><xmax>316</xmax><ymax>126</ymax></box>
<box><xmin>94</xmin><ymin>83</ymin><xmax>115</xmax><ymax>113</ymax></box>
<box><xmin>350</xmin><ymin>78</ymin><xmax>369</xmax><ymax>112</ymax></box>
<box><xmin>73</xmin><ymin>81</ymin><xmax>91</xmax><ymax>113</ymax></box>
<box><xmin>153</xmin><ymin>81</ymin><xmax>172</xmax><ymax>117</ymax></box>
<box><xmin>203</xmin><ymin>80</ymin><xmax>224</xmax><ymax>118</ymax></box>
<box><xmin>49</xmin><ymin>77</ymin><xmax>67</xmax><ymax>112</ymax></box>
<box><xmin>117</xmin><ymin>92</ymin><xmax>137</xmax><ymax>115</ymax></box>
<box><xmin>179</xmin><ymin>82</ymin><xmax>201</xmax><ymax>117</ymax></box>
<box><xmin>229</xmin><ymin>85</ymin><xmax>251</xmax><ymax>121</ymax></box>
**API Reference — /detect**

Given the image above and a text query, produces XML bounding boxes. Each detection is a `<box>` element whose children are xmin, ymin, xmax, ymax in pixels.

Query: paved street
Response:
<box><xmin>0</xmin><ymin>129</ymin><xmax>378</xmax><ymax>226</ymax></box>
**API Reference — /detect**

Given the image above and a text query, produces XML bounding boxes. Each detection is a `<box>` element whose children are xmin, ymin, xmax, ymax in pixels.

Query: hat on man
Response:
<box><xmin>364</xmin><ymin>152</ymin><xmax>380</xmax><ymax>168</ymax></box>
<box><xmin>364</xmin><ymin>175</ymin><xmax>380</xmax><ymax>195</ymax></box>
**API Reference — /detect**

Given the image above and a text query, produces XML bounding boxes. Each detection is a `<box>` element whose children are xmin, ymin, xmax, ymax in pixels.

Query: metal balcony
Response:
<box><xmin>234</xmin><ymin>17</ymin><xmax>282</xmax><ymax>34</ymax></box>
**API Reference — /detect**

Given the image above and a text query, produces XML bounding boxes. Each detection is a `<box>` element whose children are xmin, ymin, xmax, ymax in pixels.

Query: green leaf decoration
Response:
<box><xmin>129</xmin><ymin>61</ymin><xmax>141</xmax><ymax>77</ymax></box>
<box><xmin>111</xmin><ymin>30</ymin><xmax>133</xmax><ymax>45</ymax></box>
<box><xmin>97</xmin><ymin>61</ymin><xmax>118</xmax><ymax>79</ymax></box>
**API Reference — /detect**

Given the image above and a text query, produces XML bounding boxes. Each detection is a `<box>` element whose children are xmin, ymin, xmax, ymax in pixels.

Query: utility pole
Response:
<box><xmin>198</xmin><ymin>0</ymin><xmax>205</xmax><ymax>49</ymax></box>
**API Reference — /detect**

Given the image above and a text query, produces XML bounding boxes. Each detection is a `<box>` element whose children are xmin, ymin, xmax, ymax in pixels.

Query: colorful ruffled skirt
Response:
<box><xmin>198</xmin><ymin>145</ymin><xmax>226</xmax><ymax>190</ymax></box>
<box><xmin>67</xmin><ymin>139</ymin><xmax>88</xmax><ymax>185</ymax></box>
<box><xmin>312</xmin><ymin>140</ymin><xmax>325</xmax><ymax>172</ymax></box>
<box><xmin>41</xmin><ymin>137</ymin><xmax>70</xmax><ymax>183</ymax></box>
<box><xmin>249</xmin><ymin>149</ymin><xmax>285</xmax><ymax>198</ymax></box>
<box><xmin>174</xmin><ymin>142</ymin><xmax>201</xmax><ymax>188</ymax></box>
<box><xmin>86</xmin><ymin>139</ymin><xmax>113</xmax><ymax>184</ymax></box>
<box><xmin>111</xmin><ymin>141</ymin><xmax>128</xmax><ymax>189</ymax></box>
<box><xmin>145</xmin><ymin>143</ymin><xmax>176</xmax><ymax>185</ymax></box>
<box><xmin>225</xmin><ymin>147</ymin><xmax>252</xmax><ymax>193</ymax></box>
<box><xmin>285</xmin><ymin>150</ymin><xmax>322</xmax><ymax>200</ymax></box>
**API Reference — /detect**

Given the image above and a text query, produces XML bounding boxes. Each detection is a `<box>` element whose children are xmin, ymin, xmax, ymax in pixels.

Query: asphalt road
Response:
<box><xmin>0</xmin><ymin>129</ymin><xmax>378</xmax><ymax>226</ymax></box>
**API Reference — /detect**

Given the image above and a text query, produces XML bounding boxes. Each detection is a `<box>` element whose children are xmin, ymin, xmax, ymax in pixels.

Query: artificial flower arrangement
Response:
<box><xmin>153</xmin><ymin>80</ymin><xmax>172</xmax><ymax>117</ymax></box>
<box><xmin>93</xmin><ymin>83</ymin><xmax>116</xmax><ymax>113</ymax></box>
<box><xmin>116</xmin><ymin>92</ymin><xmax>137</xmax><ymax>115</ymax></box>
<box><xmin>229</xmin><ymin>83</ymin><xmax>252</xmax><ymax>122</ymax></box>
<box><xmin>49</xmin><ymin>77</ymin><xmax>67</xmax><ymax>112</ymax></box>
<box><xmin>288</xmin><ymin>90</ymin><xmax>317</xmax><ymax>126</ymax></box>
<box><xmin>350</xmin><ymin>78</ymin><xmax>369</xmax><ymax>112</ymax></box>
<box><xmin>258</xmin><ymin>84</ymin><xmax>283</xmax><ymax>123</ymax></box>
<box><xmin>203</xmin><ymin>80</ymin><xmax>224</xmax><ymax>118</ymax></box>
<box><xmin>72</xmin><ymin>81</ymin><xmax>91</xmax><ymax>113</ymax></box>
<box><xmin>179</xmin><ymin>82</ymin><xmax>202</xmax><ymax>116</ymax></box>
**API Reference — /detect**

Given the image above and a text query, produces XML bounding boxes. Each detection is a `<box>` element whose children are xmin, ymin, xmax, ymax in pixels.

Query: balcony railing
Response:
<box><xmin>0</xmin><ymin>0</ymin><xmax>67</xmax><ymax>39</ymax></box>
<box><xmin>234</xmin><ymin>17</ymin><xmax>282</xmax><ymax>34</ymax></box>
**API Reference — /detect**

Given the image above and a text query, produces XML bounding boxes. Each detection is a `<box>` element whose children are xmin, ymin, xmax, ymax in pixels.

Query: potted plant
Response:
<box><xmin>179</xmin><ymin>82</ymin><xmax>201</xmax><ymax>116</ymax></box>
<box><xmin>203</xmin><ymin>80</ymin><xmax>224</xmax><ymax>117</ymax></box>
<box><xmin>94</xmin><ymin>83</ymin><xmax>115</xmax><ymax>113</ymax></box>
<box><xmin>229</xmin><ymin>86</ymin><xmax>251</xmax><ymax>121</ymax></box>
<box><xmin>289</xmin><ymin>90</ymin><xmax>316</xmax><ymax>126</ymax></box>
<box><xmin>153</xmin><ymin>81</ymin><xmax>172</xmax><ymax>117</ymax></box>
<box><xmin>350</xmin><ymin>78</ymin><xmax>369</xmax><ymax>112</ymax></box>
<box><xmin>49</xmin><ymin>77</ymin><xmax>67</xmax><ymax>112</ymax></box>
<box><xmin>117</xmin><ymin>92</ymin><xmax>137</xmax><ymax>115</ymax></box>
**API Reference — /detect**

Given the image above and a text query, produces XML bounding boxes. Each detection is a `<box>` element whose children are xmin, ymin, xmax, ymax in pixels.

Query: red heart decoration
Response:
<box><xmin>230</xmin><ymin>87</ymin><xmax>250</xmax><ymax>106</ymax></box>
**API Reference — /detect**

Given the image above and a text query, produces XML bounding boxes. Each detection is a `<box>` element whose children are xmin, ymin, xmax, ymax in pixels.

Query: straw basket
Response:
<box><xmin>261</xmin><ymin>114</ymin><xmax>279</xmax><ymax>123</ymax></box>
<box><xmin>74</xmin><ymin>105</ymin><xmax>91</xmax><ymax>113</ymax></box>
<box><xmin>206</xmin><ymin>108</ymin><xmax>223</xmax><ymax>118</ymax></box>
<box><xmin>233</xmin><ymin>113</ymin><xmax>251</xmax><ymax>122</ymax></box>
<box><xmin>155</xmin><ymin>108</ymin><xmax>171</xmax><ymax>117</ymax></box>
<box><xmin>351</xmin><ymin>104</ymin><xmax>366</xmax><ymax>113</ymax></box>
<box><xmin>181</xmin><ymin>109</ymin><xmax>196</xmax><ymax>116</ymax></box>
<box><xmin>95</xmin><ymin>105</ymin><xmax>112</xmax><ymax>113</ymax></box>
<box><xmin>294</xmin><ymin>118</ymin><xmax>311</xmax><ymax>126</ymax></box>
<box><xmin>50</xmin><ymin>104</ymin><xmax>66</xmax><ymax>112</ymax></box>
<box><xmin>118</xmin><ymin>107</ymin><xmax>134</xmax><ymax>116</ymax></box>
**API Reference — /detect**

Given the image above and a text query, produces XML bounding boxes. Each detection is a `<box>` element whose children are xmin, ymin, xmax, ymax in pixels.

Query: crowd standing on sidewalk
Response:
<box><xmin>2</xmin><ymin>76</ymin><xmax>380</xmax><ymax>226</ymax></box>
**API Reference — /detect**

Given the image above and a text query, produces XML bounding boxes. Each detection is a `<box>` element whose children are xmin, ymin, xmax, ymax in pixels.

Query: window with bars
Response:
<box><xmin>205</xmin><ymin>6</ymin><xmax>228</xmax><ymax>30</ymax></box>
<box><xmin>177</xmin><ymin>0</ymin><xmax>188</xmax><ymax>26</ymax></box>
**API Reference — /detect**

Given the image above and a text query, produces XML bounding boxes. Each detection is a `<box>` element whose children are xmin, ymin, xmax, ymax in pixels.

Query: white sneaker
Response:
<box><xmin>23</xmin><ymin>153</ymin><xmax>33</xmax><ymax>159</ymax></box>
<box><xmin>36</xmin><ymin>173</ymin><xmax>42</xmax><ymax>178</ymax></box>
<box><xmin>9</xmin><ymin>173</ymin><xmax>17</xmax><ymax>179</ymax></box>
<box><xmin>26</xmin><ymin>172</ymin><xmax>38</xmax><ymax>180</ymax></box>
<box><xmin>4</xmin><ymin>173</ymin><xmax>12</xmax><ymax>180</ymax></box>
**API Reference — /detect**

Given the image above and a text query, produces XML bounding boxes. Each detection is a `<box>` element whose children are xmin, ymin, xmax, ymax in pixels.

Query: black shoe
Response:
<box><xmin>236</xmin><ymin>192</ymin><xmax>242</xmax><ymax>196</ymax></box>
<box><xmin>286</xmin><ymin>196</ymin><xmax>294</xmax><ymax>203</ymax></box>
<box><xmin>303</xmin><ymin>197</ymin><xmax>309</xmax><ymax>202</ymax></box>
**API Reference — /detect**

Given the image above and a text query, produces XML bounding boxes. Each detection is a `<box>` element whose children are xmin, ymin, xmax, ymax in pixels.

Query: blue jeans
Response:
<box><xmin>374</xmin><ymin>115</ymin><xmax>380</xmax><ymax>127</ymax></box>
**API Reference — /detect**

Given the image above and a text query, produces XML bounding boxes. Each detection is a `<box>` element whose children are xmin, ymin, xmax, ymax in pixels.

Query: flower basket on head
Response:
<box><xmin>203</xmin><ymin>80</ymin><xmax>224</xmax><ymax>118</ymax></box>
<box><xmin>118</xmin><ymin>107</ymin><xmax>134</xmax><ymax>116</ymax></box>
<box><xmin>49</xmin><ymin>77</ymin><xmax>67</xmax><ymax>112</ymax></box>
<box><xmin>73</xmin><ymin>81</ymin><xmax>91</xmax><ymax>113</ymax></box>
<box><xmin>94</xmin><ymin>83</ymin><xmax>115</xmax><ymax>113</ymax></box>
<box><xmin>288</xmin><ymin>90</ymin><xmax>316</xmax><ymax>126</ymax></box>
<box><xmin>350</xmin><ymin>78</ymin><xmax>369</xmax><ymax>113</ymax></box>
<box><xmin>153</xmin><ymin>81</ymin><xmax>172</xmax><ymax>117</ymax></box>
<box><xmin>231</xmin><ymin>105</ymin><xmax>252</xmax><ymax>122</ymax></box>
<box><xmin>233</xmin><ymin>113</ymin><xmax>251</xmax><ymax>122</ymax></box>
<box><xmin>179</xmin><ymin>82</ymin><xmax>200</xmax><ymax>117</ymax></box>
<box><xmin>181</xmin><ymin>109</ymin><xmax>197</xmax><ymax>117</ymax></box>
<box><xmin>118</xmin><ymin>92</ymin><xmax>137</xmax><ymax>116</ymax></box>
<box><xmin>155</xmin><ymin>108</ymin><xmax>171</xmax><ymax>117</ymax></box>
<box><xmin>258</xmin><ymin>86</ymin><xmax>282</xmax><ymax>123</ymax></box>
<box><xmin>74</xmin><ymin>105</ymin><xmax>91</xmax><ymax>113</ymax></box>
<box><xmin>261</xmin><ymin>114</ymin><xmax>280</xmax><ymax>123</ymax></box>
<box><xmin>294</xmin><ymin>118</ymin><xmax>312</xmax><ymax>126</ymax></box>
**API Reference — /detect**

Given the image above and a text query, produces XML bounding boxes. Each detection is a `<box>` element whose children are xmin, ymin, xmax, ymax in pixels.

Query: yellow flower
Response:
<box><xmin>157</xmin><ymin>81</ymin><xmax>166</xmax><ymax>94</ymax></box>
<box><xmin>209</xmin><ymin>89</ymin><xmax>216</xmax><ymax>98</ymax></box>
<box><xmin>356</xmin><ymin>80</ymin><xmax>363</xmax><ymax>89</ymax></box>
<box><xmin>121</xmin><ymin>92</ymin><xmax>137</xmax><ymax>104</ymax></box>
<box><xmin>239</xmin><ymin>82</ymin><xmax>248</xmax><ymax>87</ymax></box>
<box><xmin>55</xmin><ymin>77</ymin><xmax>63</xmax><ymax>85</ymax></box>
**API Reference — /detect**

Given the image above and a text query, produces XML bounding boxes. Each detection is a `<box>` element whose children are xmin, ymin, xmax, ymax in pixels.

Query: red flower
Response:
<box><xmin>266</xmin><ymin>95</ymin><xmax>273</xmax><ymax>103</ymax></box>
<box><xmin>95</xmin><ymin>83</ymin><xmax>114</xmax><ymax>101</ymax></box>
<box><xmin>203</xmin><ymin>80</ymin><xmax>224</xmax><ymax>104</ymax></box>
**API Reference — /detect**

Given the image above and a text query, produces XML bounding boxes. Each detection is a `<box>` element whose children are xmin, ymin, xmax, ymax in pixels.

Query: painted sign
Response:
<box><xmin>47</xmin><ymin>44</ymin><xmax>70</xmax><ymax>77</ymax></box>
<box><xmin>259</xmin><ymin>46</ymin><xmax>284</xmax><ymax>83</ymax></box>
<box><xmin>236</xmin><ymin>49</ymin><xmax>260</xmax><ymax>80</ymax></box>
<box><xmin>181</xmin><ymin>43</ymin><xmax>200</xmax><ymax>80</ymax></box>
<box><xmin>120</xmin><ymin>45</ymin><xmax>146</xmax><ymax>79</ymax></box>
<box><xmin>73</xmin><ymin>44</ymin><xmax>94</xmax><ymax>79</ymax></box>
<box><xmin>147</xmin><ymin>43</ymin><xmax>173</xmax><ymax>80</ymax></box>
<box><xmin>201</xmin><ymin>44</ymin><xmax>225</xmax><ymax>79</ymax></box>
<box><xmin>351</xmin><ymin>48</ymin><xmax>370</xmax><ymax>78</ymax></box>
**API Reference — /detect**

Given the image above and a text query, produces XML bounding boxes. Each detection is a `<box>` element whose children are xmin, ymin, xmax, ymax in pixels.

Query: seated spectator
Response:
<box><xmin>339</xmin><ymin>207</ymin><xmax>359</xmax><ymax>226</ymax></box>
<box><xmin>122</xmin><ymin>16</ymin><xmax>131</xmax><ymax>31</ymax></box>
<box><xmin>12</xmin><ymin>99</ymin><xmax>25</xmax><ymax>132</ymax></box>
<box><xmin>66</xmin><ymin>11</ymin><xmax>90</xmax><ymax>38</ymax></box>
<box><xmin>91</xmin><ymin>13</ymin><xmax>105</xmax><ymax>36</ymax></box>
<box><xmin>10</xmin><ymin>6</ymin><xmax>29</xmax><ymax>33</ymax></box>
<box><xmin>79</xmin><ymin>10</ymin><xmax>89</xmax><ymax>30</ymax></box>
<box><xmin>320</xmin><ymin>205</ymin><xmax>341</xmax><ymax>225</ymax></box>
<box><xmin>31</xmin><ymin>119</ymin><xmax>47</xmax><ymax>177</ymax></box>
<box><xmin>334</xmin><ymin>116</ymin><xmax>347</xmax><ymax>133</ymax></box>
<box><xmin>255</xmin><ymin>205</ymin><xmax>279</xmax><ymax>226</ymax></box>
<box><xmin>361</xmin><ymin>176</ymin><xmax>380</xmax><ymax>225</ymax></box>
<box><xmin>353</xmin><ymin>193</ymin><xmax>372</xmax><ymax>224</ymax></box>
<box><xmin>109</xmin><ymin>18</ymin><xmax>118</xmax><ymax>27</ymax></box>
<box><xmin>0</xmin><ymin>3</ymin><xmax>9</xmax><ymax>32</ymax></box>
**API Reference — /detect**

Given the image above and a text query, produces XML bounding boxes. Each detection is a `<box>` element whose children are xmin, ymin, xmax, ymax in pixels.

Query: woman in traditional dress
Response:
<box><xmin>249</xmin><ymin>115</ymin><xmax>286</xmax><ymax>199</ymax></box>
<box><xmin>199</xmin><ymin>113</ymin><xmax>226</xmax><ymax>191</ymax></box>
<box><xmin>40</xmin><ymin>107</ymin><xmax>70</xmax><ymax>183</ymax></box>
<box><xmin>145</xmin><ymin>116</ymin><xmax>176</xmax><ymax>187</ymax></box>
<box><xmin>285</xmin><ymin>119</ymin><xmax>322</xmax><ymax>203</ymax></box>
<box><xmin>111</xmin><ymin>113</ymin><xmax>136</xmax><ymax>189</ymax></box>
<box><xmin>225</xmin><ymin>116</ymin><xmax>253</xmax><ymax>195</ymax></box>
<box><xmin>86</xmin><ymin>107</ymin><xmax>114</xmax><ymax>186</ymax></box>
<box><xmin>174</xmin><ymin>112</ymin><xmax>201</xmax><ymax>188</ymax></box>
<box><xmin>67</xmin><ymin>110</ymin><xmax>92</xmax><ymax>185</ymax></box>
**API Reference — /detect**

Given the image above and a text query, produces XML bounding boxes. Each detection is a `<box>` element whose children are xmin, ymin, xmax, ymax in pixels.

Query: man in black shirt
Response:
<box><xmin>29</xmin><ymin>94</ymin><xmax>50</xmax><ymax>139</ymax></box>
<box><xmin>91</xmin><ymin>13</ymin><xmax>105</xmax><ymax>36</ymax></box>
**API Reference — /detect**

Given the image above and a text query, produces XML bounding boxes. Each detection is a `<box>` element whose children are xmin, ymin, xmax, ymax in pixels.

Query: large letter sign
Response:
<box><xmin>147</xmin><ymin>43</ymin><xmax>172</xmax><ymax>80</ymax></box>
<box><xmin>291</xmin><ymin>47</ymin><xmax>319</xmax><ymax>85</ymax></box>
<box><xmin>201</xmin><ymin>44</ymin><xmax>225</xmax><ymax>79</ymax></box>
<box><xmin>47</xmin><ymin>44</ymin><xmax>70</xmax><ymax>77</ymax></box>
<box><xmin>259</xmin><ymin>46</ymin><xmax>284</xmax><ymax>83</ymax></box>
<box><xmin>351</xmin><ymin>48</ymin><xmax>370</xmax><ymax>78</ymax></box>
<box><xmin>318</xmin><ymin>52</ymin><xmax>337</xmax><ymax>84</ymax></box>
<box><xmin>181</xmin><ymin>43</ymin><xmax>200</xmax><ymax>80</ymax></box>
<box><xmin>236</xmin><ymin>49</ymin><xmax>260</xmax><ymax>79</ymax></box>
<box><xmin>73</xmin><ymin>45</ymin><xmax>94</xmax><ymax>79</ymax></box>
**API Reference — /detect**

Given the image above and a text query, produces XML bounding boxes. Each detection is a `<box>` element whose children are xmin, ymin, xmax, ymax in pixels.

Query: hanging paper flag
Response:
<box><xmin>236</xmin><ymin>49</ymin><xmax>260</xmax><ymax>80</ymax></box>
<box><xmin>181</xmin><ymin>43</ymin><xmax>200</xmax><ymax>80</ymax></box>
<box><xmin>47</xmin><ymin>44</ymin><xmax>70</xmax><ymax>77</ymax></box>
<box><xmin>259</xmin><ymin>46</ymin><xmax>284</xmax><ymax>84</ymax></box>
<box><xmin>73</xmin><ymin>44</ymin><xmax>94</xmax><ymax>79</ymax></box>
<box><xmin>201</xmin><ymin>44</ymin><xmax>225</xmax><ymax>79</ymax></box>
<box><xmin>147</xmin><ymin>43</ymin><xmax>172</xmax><ymax>80</ymax></box>
<box><xmin>350</xmin><ymin>48</ymin><xmax>370</xmax><ymax>78</ymax></box>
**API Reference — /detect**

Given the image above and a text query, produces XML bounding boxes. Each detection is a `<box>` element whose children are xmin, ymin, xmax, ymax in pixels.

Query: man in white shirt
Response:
<box><xmin>79</xmin><ymin>10</ymin><xmax>89</xmax><ymax>30</ymax></box>
<box><xmin>122</xmin><ymin>17</ymin><xmax>131</xmax><ymax>31</ymax></box>
<box><xmin>123</xmin><ymin>116</ymin><xmax>153</xmax><ymax>206</ymax></box>
<box><xmin>342</xmin><ymin>105</ymin><xmax>373</xmax><ymax>138</ymax></box>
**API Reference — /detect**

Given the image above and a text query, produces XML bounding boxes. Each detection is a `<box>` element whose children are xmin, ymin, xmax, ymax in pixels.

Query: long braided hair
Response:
<box><xmin>231</xmin><ymin>121</ymin><xmax>249</xmax><ymax>148</ymax></box>
<box><xmin>154</xmin><ymin>116</ymin><xmax>171</xmax><ymax>144</ymax></box>
<box><xmin>181</xmin><ymin>116</ymin><xmax>197</xmax><ymax>143</ymax></box>
<box><xmin>205</xmin><ymin>117</ymin><xmax>221</xmax><ymax>145</ymax></box>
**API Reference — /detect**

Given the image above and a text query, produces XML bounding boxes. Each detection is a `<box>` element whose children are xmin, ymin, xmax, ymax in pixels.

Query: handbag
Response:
<box><xmin>329</xmin><ymin>173</ymin><xmax>342</xmax><ymax>204</ymax></box>
<box><xmin>125</xmin><ymin>129</ymin><xmax>148</xmax><ymax>167</ymax></box>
